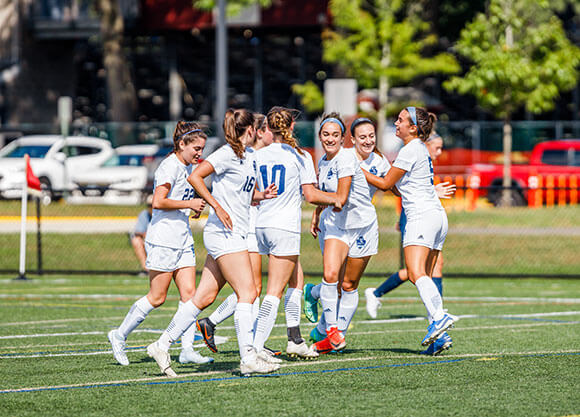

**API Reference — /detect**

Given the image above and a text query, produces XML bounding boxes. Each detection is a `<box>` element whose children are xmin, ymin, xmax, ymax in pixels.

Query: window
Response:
<box><xmin>4</xmin><ymin>145</ymin><xmax>51</xmax><ymax>158</ymax></box>
<box><xmin>541</xmin><ymin>150</ymin><xmax>568</xmax><ymax>166</ymax></box>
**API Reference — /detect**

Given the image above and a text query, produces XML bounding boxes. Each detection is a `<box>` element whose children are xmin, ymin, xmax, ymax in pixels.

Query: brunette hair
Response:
<box><xmin>407</xmin><ymin>107</ymin><xmax>437</xmax><ymax>141</ymax></box>
<box><xmin>350</xmin><ymin>117</ymin><xmax>383</xmax><ymax>157</ymax></box>
<box><xmin>318</xmin><ymin>112</ymin><xmax>346</xmax><ymax>136</ymax></box>
<box><xmin>172</xmin><ymin>121</ymin><xmax>207</xmax><ymax>152</ymax></box>
<box><xmin>267</xmin><ymin>106</ymin><xmax>304</xmax><ymax>155</ymax></box>
<box><xmin>223</xmin><ymin>109</ymin><xmax>255</xmax><ymax>159</ymax></box>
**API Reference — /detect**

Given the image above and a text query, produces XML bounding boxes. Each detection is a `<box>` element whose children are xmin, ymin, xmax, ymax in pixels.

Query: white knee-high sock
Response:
<box><xmin>320</xmin><ymin>280</ymin><xmax>339</xmax><ymax>330</ymax></box>
<box><xmin>208</xmin><ymin>293</ymin><xmax>238</xmax><ymax>325</ymax></box>
<box><xmin>415</xmin><ymin>276</ymin><xmax>444</xmax><ymax>322</ymax></box>
<box><xmin>157</xmin><ymin>300</ymin><xmax>201</xmax><ymax>352</ymax></box>
<box><xmin>252</xmin><ymin>297</ymin><xmax>260</xmax><ymax>330</ymax></box>
<box><xmin>285</xmin><ymin>288</ymin><xmax>302</xmax><ymax>328</ymax></box>
<box><xmin>117</xmin><ymin>296</ymin><xmax>154</xmax><ymax>340</ymax></box>
<box><xmin>179</xmin><ymin>301</ymin><xmax>199</xmax><ymax>350</ymax></box>
<box><xmin>337</xmin><ymin>289</ymin><xmax>359</xmax><ymax>334</ymax></box>
<box><xmin>311</xmin><ymin>283</ymin><xmax>321</xmax><ymax>300</ymax></box>
<box><xmin>316</xmin><ymin>313</ymin><xmax>327</xmax><ymax>334</ymax></box>
<box><xmin>253</xmin><ymin>295</ymin><xmax>280</xmax><ymax>352</ymax></box>
<box><xmin>234</xmin><ymin>302</ymin><xmax>255</xmax><ymax>359</ymax></box>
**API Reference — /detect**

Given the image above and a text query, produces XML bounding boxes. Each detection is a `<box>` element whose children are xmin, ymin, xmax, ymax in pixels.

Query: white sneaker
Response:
<box><xmin>178</xmin><ymin>348</ymin><xmax>214</xmax><ymax>364</ymax></box>
<box><xmin>287</xmin><ymin>340</ymin><xmax>319</xmax><ymax>359</ymax></box>
<box><xmin>257</xmin><ymin>349</ymin><xmax>283</xmax><ymax>364</ymax></box>
<box><xmin>365</xmin><ymin>288</ymin><xmax>381</xmax><ymax>319</ymax></box>
<box><xmin>147</xmin><ymin>342</ymin><xmax>177</xmax><ymax>377</ymax></box>
<box><xmin>240</xmin><ymin>352</ymin><xmax>280</xmax><ymax>375</ymax></box>
<box><xmin>108</xmin><ymin>329</ymin><xmax>129</xmax><ymax>366</ymax></box>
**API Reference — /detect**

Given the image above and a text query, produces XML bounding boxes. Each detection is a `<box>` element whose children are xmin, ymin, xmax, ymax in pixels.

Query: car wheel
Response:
<box><xmin>39</xmin><ymin>177</ymin><xmax>59</xmax><ymax>200</ymax></box>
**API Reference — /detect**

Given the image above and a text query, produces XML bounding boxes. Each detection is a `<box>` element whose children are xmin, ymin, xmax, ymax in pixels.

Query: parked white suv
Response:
<box><xmin>0</xmin><ymin>135</ymin><xmax>114</xmax><ymax>199</ymax></box>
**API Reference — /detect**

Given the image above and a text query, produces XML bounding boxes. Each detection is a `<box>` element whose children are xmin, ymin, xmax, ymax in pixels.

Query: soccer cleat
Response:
<box><xmin>287</xmin><ymin>340</ymin><xmax>319</xmax><ymax>359</ymax></box>
<box><xmin>309</xmin><ymin>326</ymin><xmax>326</xmax><ymax>343</ymax></box>
<box><xmin>326</xmin><ymin>326</ymin><xmax>346</xmax><ymax>351</ymax></box>
<box><xmin>147</xmin><ymin>342</ymin><xmax>177</xmax><ymax>377</ymax></box>
<box><xmin>303</xmin><ymin>283</ymin><xmax>318</xmax><ymax>323</ymax></box>
<box><xmin>263</xmin><ymin>345</ymin><xmax>282</xmax><ymax>356</ymax></box>
<box><xmin>107</xmin><ymin>329</ymin><xmax>129</xmax><ymax>366</ymax></box>
<box><xmin>257</xmin><ymin>349</ymin><xmax>283</xmax><ymax>364</ymax></box>
<box><xmin>365</xmin><ymin>287</ymin><xmax>381</xmax><ymax>319</ymax></box>
<box><xmin>312</xmin><ymin>337</ymin><xmax>334</xmax><ymax>354</ymax></box>
<box><xmin>421</xmin><ymin>313</ymin><xmax>455</xmax><ymax>346</ymax></box>
<box><xmin>240</xmin><ymin>351</ymin><xmax>280</xmax><ymax>375</ymax></box>
<box><xmin>196</xmin><ymin>318</ymin><xmax>218</xmax><ymax>353</ymax></box>
<box><xmin>178</xmin><ymin>348</ymin><xmax>214</xmax><ymax>364</ymax></box>
<box><xmin>420</xmin><ymin>332</ymin><xmax>453</xmax><ymax>356</ymax></box>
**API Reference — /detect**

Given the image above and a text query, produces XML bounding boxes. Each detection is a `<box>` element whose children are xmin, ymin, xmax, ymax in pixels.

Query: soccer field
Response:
<box><xmin>0</xmin><ymin>274</ymin><xmax>578</xmax><ymax>416</ymax></box>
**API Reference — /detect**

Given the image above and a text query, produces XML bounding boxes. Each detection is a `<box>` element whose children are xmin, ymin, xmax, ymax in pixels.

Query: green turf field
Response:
<box><xmin>0</xmin><ymin>274</ymin><xmax>578</xmax><ymax>416</ymax></box>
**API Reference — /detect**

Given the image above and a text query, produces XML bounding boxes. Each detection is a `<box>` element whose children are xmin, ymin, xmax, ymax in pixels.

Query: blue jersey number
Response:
<box><xmin>259</xmin><ymin>164</ymin><xmax>286</xmax><ymax>195</ymax></box>
<box><xmin>242</xmin><ymin>176</ymin><xmax>256</xmax><ymax>192</ymax></box>
<box><xmin>427</xmin><ymin>156</ymin><xmax>434</xmax><ymax>185</ymax></box>
<box><xmin>182</xmin><ymin>189</ymin><xmax>195</xmax><ymax>200</ymax></box>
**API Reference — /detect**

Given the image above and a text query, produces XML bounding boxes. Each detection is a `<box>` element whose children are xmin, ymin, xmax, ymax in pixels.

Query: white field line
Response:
<box><xmin>1</xmin><ymin>349</ymin><xmax>578</xmax><ymax>394</ymax></box>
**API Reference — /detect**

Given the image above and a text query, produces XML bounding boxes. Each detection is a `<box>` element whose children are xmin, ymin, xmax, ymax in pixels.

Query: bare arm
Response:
<box><xmin>302</xmin><ymin>184</ymin><xmax>341</xmax><ymax>209</ymax></box>
<box><xmin>362</xmin><ymin>167</ymin><xmax>406</xmax><ymax>192</ymax></box>
<box><xmin>252</xmin><ymin>183</ymin><xmax>278</xmax><ymax>202</ymax></box>
<box><xmin>152</xmin><ymin>183</ymin><xmax>206</xmax><ymax>213</ymax></box>
<box><xmin>310</xmin><ymin>206</ymin><xmax>323</xmax><ymax>238</ymax></box>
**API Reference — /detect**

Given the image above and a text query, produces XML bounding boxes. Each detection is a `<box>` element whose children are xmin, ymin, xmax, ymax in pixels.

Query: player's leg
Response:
<box><xmin>338</xmin><ymin>256</ymin><xmax>370</xmax><ymax>335</ymax></box>
<box><xmin>249</xmin><ymin>251</ymin><xmax>262</xmax><ymax>326</ymax></box>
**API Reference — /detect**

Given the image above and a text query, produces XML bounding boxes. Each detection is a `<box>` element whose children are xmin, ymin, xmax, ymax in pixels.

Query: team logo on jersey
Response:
<box><xmin>327</xmin><ymin>168</ymin><xmax>334</xmax><ymax>179</ymax></box>
<box><xmin>370</xmin><ymin>166</ymin><xmax>377</xmax><ymax>175</ymax></box>
<box><xmin>356</xmin><ymin>236</ymin><xmax>366</xmax><ymax>249</ymax></box>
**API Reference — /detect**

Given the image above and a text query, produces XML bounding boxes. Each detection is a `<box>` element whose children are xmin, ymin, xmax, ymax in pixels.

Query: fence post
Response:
<box><xmin>535</xmin><ymin>175</ymin><xmax>543</xmax><ymax>207</ymax></box>
<box><xmin>570</xmin><ymin>175</ymin><xmax>578</xmax><ymax>205</ymax></box>
<box><xmin>558</xmin><ymin>175</ymin><xmax>566</xmax><ymax>206</ymax></box>
<box><xmin>546</xmin><ymin>175</ymin><xmax>555</xmax><ymax>207</ymax></box>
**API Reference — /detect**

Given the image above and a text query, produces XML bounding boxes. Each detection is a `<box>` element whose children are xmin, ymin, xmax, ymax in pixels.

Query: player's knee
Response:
<box><xmin>342</xmin><ymin>280</ymin><xmax>358</xmax><ymax>292</ymax></box>
<box><xmin>148</xmin><ymin>294</ymin><xmax>166</xmax><ymax>308</ymax></box>
<box><xmin>323</xmin><ymin>268</ymin><xmax>340</xmax><ymax>283</ymax></box>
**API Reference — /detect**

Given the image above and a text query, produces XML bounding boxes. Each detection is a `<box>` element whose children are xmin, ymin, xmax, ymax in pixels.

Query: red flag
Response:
<box><xmin>25</xmin><ymin>154</ymin><xmax>41</xmax><ymax>192</ymax></box>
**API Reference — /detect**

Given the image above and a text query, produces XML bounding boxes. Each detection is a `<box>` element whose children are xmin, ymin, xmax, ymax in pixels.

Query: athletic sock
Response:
<box><xmin>284</xmin><ymin>287</ymin><xmax>302</xmax><ymax>328</ymax></box>
<box><xmin>319</xmin><ymin>280</ymin><xmax>339</xmax><ymax>330</ymax></box>
<box><xmin>253</xmin><ymin>295</ymin><xmax>280</xmax><ymax>352</ymax></box>
<box><xmin>415</xmin><ymin>276</ymin><xmax>444</xmax><ymax>322</ymax></box>
<box><xmin>337</xmin><ymin>289</ymin><xmax>359</xmax><ymax>334</ymax></box>
<box><xmin>374</xmin><ymin>272</ymin><xmax>404</xmax><ymax>297</ymax></box>
<box><xmin>316</xmin><ymin>313</ymin><xmax>327</xmax><ymax>335</ymax></box>
<box><xmin>234</xmin><ymin>302</ymin><xmax>255</xmax><ymax>359</ymax></box>
<box><xmin>117</xmin><ymin>296</ymin><xmax>155</xmax><ymax>340</ymax></box>
<box><xmin>158</xmin><ymin>300</ymin><xmax>201</xmax><ymax>352</ymax></box>
<box><xmin>208</xmin><ymin>293</ymin><xmax>237</xmax><ymax>326</ymax></box>
<box><xmin>251</xmin><ymin>297</ymin><xmax>260</xmax><ymax>332</ymax></box>
<box><xmin>287</xmin><ymin>326</ymin><xmax>303</xmax><ymax>344</ymax></box>
<box><xmin>311</xmin><ymin>283</ymin><xmax>321</xmax><ymax>300</ymax></box>
<box><xmin>432</xmin><ymin>277</ymin><xmax>443</xmax><ymax>296</ymax></box>
<box><xmin>179</xmin><ymin>301</ymin><xmax>198</xmax><ymax>350</ymax></box>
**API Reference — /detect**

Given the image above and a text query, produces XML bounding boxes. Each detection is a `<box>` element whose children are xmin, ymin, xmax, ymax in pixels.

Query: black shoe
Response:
<box><xmin>263</xmin><ymin>345</ymin><xmax>282</xmax><ymax>356</ymax></box>
<box><xmin>196</xmin><ymin>318</ymin><xmax>217</xmax><ymax>353</ymax></box>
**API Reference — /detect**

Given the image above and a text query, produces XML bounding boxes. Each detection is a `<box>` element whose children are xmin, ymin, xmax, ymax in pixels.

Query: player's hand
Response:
<box><xmin>263</xmin><ymin>183</ymin><xmax>278</xmax><ymax>199</ymax></box>
<box><xmin>310</xmin><ymin>216</ymin><xmax>320</xmax><ymax>238</ymax></box>
<box><xmin>332</xmin><ymin>196</ymin><xmax>343</xmax><ymax>212</ymax></box>
<box><xmin>215</xmin><ymin>205</ymin><xmax>233</xmax><ymax>230</ymax></box>
<box><xmin>190</xmin><ymin>198</ymin><xmax>206</xmax><ymax>213</ymax></box>
<box><xmin>435</xmin><ymin>181</ymin><xmax>456</xmax><ymax>199</ymax></box>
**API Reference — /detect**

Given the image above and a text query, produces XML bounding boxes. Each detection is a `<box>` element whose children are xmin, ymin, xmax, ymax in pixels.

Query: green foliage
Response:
<box><xmin>444</xmin><ymin>0</ymin><xmax>580</xmax><ymax>119</ymax></box>
<box><xmin>322</xmin><ymin>0</ymin><xmax>460</xmax><ymax>89</ymax></box>
<box><xmin>192</xmin><ymin>0</ymin><xmax>272</xmax><ymax>16</ymax></box>
<box><xmin>291</xmin><ymin>81</ymin><xmax>325</xmax><ymax>114</ymax></box>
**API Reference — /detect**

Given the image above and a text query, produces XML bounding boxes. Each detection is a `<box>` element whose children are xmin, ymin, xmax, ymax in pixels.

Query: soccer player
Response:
<box><xmin>107</xmin><ymin>121</ymin><xmax>213</xmax><ymax>368</ymax></box>
<box><xmin>364</xmin><ymin>132</ymin><xmax>455</xmax><ymax>355</ymax></box>
<box><xmin>307</xmin><ymin>113</ymin><xmax>379</xmax><ymax>353</ymax></box>
<box><xmin>361</xmin><ymin>107</ymin><xmax>457</xmax><ymax>349</ymax></box>
<box><xmin>251</xmin><ymin>106</ymin><xmax>342</xmax><ymax>361</ymax></box>
<box><xmin>146</xmin><ymin>109</ymin><xmax>279</xmax><ymax>376</ymax></box>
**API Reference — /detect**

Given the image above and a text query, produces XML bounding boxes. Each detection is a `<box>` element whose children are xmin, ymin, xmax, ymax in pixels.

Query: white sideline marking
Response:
<box><xmin>0</xmin><ymin>329</ymin><xmax>164</xmax><ymax>340</ymax></box>
<box><xmin>1</xmin><ymin>349</ymin><xmax>578</xmax><ymax>394</ymax></box>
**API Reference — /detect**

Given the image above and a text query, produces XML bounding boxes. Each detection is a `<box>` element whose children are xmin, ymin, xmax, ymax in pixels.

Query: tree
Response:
<box><xmin>193</xmin><ymin>0</ymin><xmax>272</xmax><ymax>17</ymax></box>
<box><xmin>296</xmin><ymin>0</ymin><xmax>459</xmax><ymax>137</ymax></box>
<box><xmin>444</xmin><ymin>0</ymin><xmax>580</xmax><ymax>206</ymax></box>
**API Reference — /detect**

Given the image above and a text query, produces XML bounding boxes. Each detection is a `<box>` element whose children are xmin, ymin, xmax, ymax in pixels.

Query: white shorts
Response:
<box><xmin>204</xmin><ymin>229</ymin><xmax>248</xmax><ymax>260</ymax></box>
<box><xmin>403</xmin><ymin>210</ymin><xmax>448</xmax><ymax>250</ymax></box>
<box><xmin>145</xmin><ymin>243</ymin><xmax>195</xmax><ymax>272</ymax></box>
<box><xmin>256</xmin><ymin>227</ymin><xmax>300</xmax><ymax>256</ymax></box>
<box><xmin>319</xmin><ymin>218</ymin><xmax>378</xmax><ymax>258</ymax></box>
<box><xmin>247</xmin><ymin>232</ymin><xmax>259</xmax><ymax>253</ymax></box>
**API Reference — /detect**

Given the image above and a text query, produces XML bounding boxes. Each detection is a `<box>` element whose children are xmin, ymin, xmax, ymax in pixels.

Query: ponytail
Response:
<box><xmin>223</xmin><ymin>109</ymin><xmax>254</xmax><ymax>159</ymax></box>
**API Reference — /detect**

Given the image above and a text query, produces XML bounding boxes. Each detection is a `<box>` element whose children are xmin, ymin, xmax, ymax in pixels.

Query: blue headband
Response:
<box><xmin>350</xmin><ymin>117</ymin><xmax>374</xmax><ymax>136</ymax></box>
<box><xmin>319</xmin><ymin>117</ymin><xmax>345</xmax><ymax>135</ymax></box>
<box><xmin>406</xmin><ymin>107</ymin><xmax>423</xmax><ymax>136</ymax></box>
<box><xmin>179</xmin><ymin>128</ymin><xmax>202</xmax><ymax>140</ymax></box>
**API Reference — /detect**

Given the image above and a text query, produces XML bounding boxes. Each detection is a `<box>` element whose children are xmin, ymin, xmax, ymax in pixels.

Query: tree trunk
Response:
<box><xmin>97</xmin><ymin>0</ymin><xmax>137</xmax><ymax>122</ymax></box>
<box><xmin>500</xmin><ymin>116</ymin><xmax>513</xmax><ymax>207</ymax></box>
<box><xmin>377</xmin><ymin>42</ymin><xmax>390</xmax><ymax>147</ymax></box>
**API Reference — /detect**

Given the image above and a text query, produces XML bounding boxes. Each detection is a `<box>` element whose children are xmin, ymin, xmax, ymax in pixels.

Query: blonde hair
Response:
<box><xmin>267</xmin><ymin>106</ymin><xmax>304</xmax><ymax>155</ymax></box>
<box><xmin>223</xmin><ymin>109</ymin><xmax>254</xmax><ymax>159</ymax></box>
<box><xmin>172</xmin><ymin>121</ymin><xmax>207</xmax><ymax>152</ymax></box>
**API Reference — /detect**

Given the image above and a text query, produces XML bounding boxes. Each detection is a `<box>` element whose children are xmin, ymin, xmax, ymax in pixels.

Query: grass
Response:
<box><xmin>0</xmin><ymin>274</ymin><xmax>578</xmax><ymax>416</ymax></box>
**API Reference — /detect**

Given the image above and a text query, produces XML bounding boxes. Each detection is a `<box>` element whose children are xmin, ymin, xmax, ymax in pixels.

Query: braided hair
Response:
<box><xmin>266</xmin><ymin>106</ymin><xmax>304</xmax><ymax>155</ymax></box>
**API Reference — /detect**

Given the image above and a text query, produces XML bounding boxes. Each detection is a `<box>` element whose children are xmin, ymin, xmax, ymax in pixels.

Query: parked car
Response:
<box><xmin>468</xmin><ymin>139</ymin><xmax>580</xmax><ymax>205</ymax></box>
<box><xmin>70</xmin><ymin>145</ymin><xmax>154</xmax><ymax>199</ymax></box>
<box><xmin>0</xmin><ymin>135</ymin><xmax>114</xmax><ymax>199</ymax></box>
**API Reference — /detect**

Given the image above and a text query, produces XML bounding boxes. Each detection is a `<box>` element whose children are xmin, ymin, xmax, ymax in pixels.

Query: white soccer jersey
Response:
<box><xmin>145</xmin><ymin>153</ymin><xmax>195</xmax><ymax>249</ymax></box>
<box><xmin>393</xmin><ymin>138</ymin><xmax>443</xmax><ymax>220</ymax></box>
<box><xmin>203</xmin><ymin>144</ymin><xmax>257</xmax><ymax>236</ymax></box>
<box><xmin>359</xmin><ymin>151</ymin><xmax>391</xmax><ymax>198</ymax></box>
<box><xmin>317</xmin><ymin>147</ymin><xmax>376</xmax><ymax>230</ymax></box>
<box><xmin>255</xmin><ymin>143</ymin><xmax>317</xmax><ymax>233</ymax></box>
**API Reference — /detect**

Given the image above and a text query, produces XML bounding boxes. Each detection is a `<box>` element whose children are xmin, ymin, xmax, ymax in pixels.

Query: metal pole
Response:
<box><xmin>36</xmin><ymin>196</ymin><xmax>42</xmax><ymax>275</ymax></box>
<box><xmin>215</xmin><ymin>0</ymin><xmax>227</xmax><ymax>137</ymax></box>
